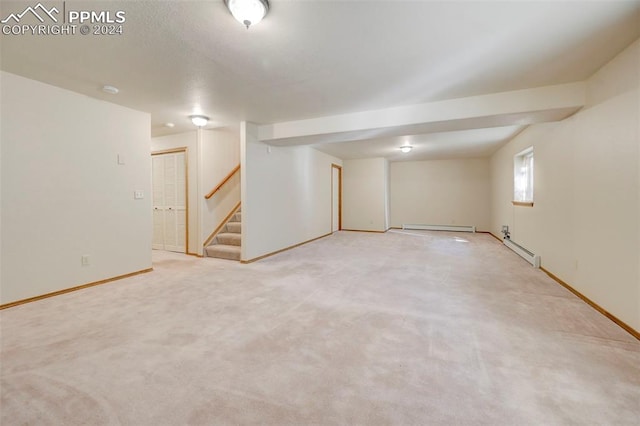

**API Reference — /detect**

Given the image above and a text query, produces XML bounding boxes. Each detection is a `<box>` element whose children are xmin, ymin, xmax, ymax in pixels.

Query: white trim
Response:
<box><xmin>504</xmin><ymin>238</ymin><xmax>541</xmax><ymax>268</ymax></box>
<box><xmin>402</xmin><ymin>224</ymin><xmax>476</xmax><ymax>233</ymax></box>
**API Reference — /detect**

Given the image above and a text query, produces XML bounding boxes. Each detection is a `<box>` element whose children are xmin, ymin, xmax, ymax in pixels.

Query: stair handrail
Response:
<box><xmin>204</xmin><ymin>164</ymin><xmax>240</xmax><ymax>199</ymax></box>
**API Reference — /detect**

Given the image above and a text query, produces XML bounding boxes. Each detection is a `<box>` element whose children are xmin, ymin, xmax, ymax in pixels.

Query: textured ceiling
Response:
<box><xmin>1</xmin><ymin>0</ymin><xmax>639</xmax><ymax>159</ymax></box>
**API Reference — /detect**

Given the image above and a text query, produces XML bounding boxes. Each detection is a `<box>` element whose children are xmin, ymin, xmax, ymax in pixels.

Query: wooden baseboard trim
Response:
<box><xmin>482</xmin><ymin>231</ymin><xmax>503</xmax><ymax>242</ymax></box>
<box><xmin>241</xmin><ymin>233</ymin><xmax>331</xmax><ymax>264</ymax></box>
<box><xmin>186</xmin><ymin>253</ymin><xmax>204</xmax><ymax>258</ymax></box>
<box><xmin>341</xmin><ymin>229</ymin><xmax>388</xmax><ymax>233</ymax></box>
<box><xmin>0</xmin><ymin>268</ymin><xmax>153</xmax><ymax>310</ymax></box>
<box><xmin>540</xmin><ymin>267</ymin><xmax>639</xmax><ymax>341</ymax></box>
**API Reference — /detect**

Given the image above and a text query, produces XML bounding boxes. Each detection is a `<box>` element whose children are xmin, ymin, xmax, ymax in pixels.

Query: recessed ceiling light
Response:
<box><xmin>102</xmin><ymin>85</ymin><xmax>119</xmax><ymax>95</ymax></box>
<box><xmin>189</xmin><ymin>115</ymin><xmax>209</xmax><ymax>127</ymax></box>
<box><xmin>400</xmin><ymin>145</ymin><xmax>413</xmax><ymax>153</ymax></box>
<box><xmin>165</xmin><ymin>122</ymin><xmax>175</xmax><ymax>128</ymax></box>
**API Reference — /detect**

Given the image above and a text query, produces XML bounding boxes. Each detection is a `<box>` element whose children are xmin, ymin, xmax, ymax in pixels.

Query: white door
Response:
<box><xmin>152</xmin><ymin>151</ymin><xmax>187</xmax><ymax>253</ymax></box>
<box><xmin>331</xmin><ymin>165</ymin><xmax>341</xmax><ymax>232</ymax></box>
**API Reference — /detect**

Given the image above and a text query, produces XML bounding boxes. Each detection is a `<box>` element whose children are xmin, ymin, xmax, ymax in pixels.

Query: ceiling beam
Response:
<box><xmin>258</xmin><ymin>82</ymin><xmax>586</xmax><ymax>146</ymax></box>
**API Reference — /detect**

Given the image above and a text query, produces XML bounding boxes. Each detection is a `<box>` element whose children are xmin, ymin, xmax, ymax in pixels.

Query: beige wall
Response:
<box><xmin>151</xmin><ymin>131</ymin><xmax>199</xmax><ymax>254</ymax></box>
<box><xmin>241</xmin><ymin>122</ymin><xmax>342</xmax><ymax>261</ymax></box>
<box><xmin>390</xmin><ymin>159</ymin><xmax>490</xmax><ymax>230</ymax></box>
<box><xmin>343</xmin><ymin>158</ymin><xmax>389</xmax><ymax>232</ymax></box>
<box><xmin>490</xmin><ymin>39</ymin><xmax>640</xmax><ymax>331</ymax></box>
<box><xmin>1</xmin><ymin>71</ymin><xmax>152</xmax><ymax>304</ymax></box>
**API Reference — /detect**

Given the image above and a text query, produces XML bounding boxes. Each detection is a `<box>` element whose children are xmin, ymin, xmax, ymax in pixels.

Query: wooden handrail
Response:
<box><xmin>204</xmin><ymin>164</ymin><xmax>240</xmax><ymax>199</ymax></box>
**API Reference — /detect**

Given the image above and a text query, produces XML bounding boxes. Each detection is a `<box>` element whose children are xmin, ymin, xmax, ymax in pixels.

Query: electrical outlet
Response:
<box><xmin>134</xmin><ymin>190</ymin><xmax>144</xmax><ymax>199</ymax></box>
<box><xmin>81</xmin><ymin>255</ymin><xmax>90</xmax><ymax>266</ymax></box>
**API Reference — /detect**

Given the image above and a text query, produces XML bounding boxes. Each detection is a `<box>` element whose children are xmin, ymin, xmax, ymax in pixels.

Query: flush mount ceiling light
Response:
<box><xmin>400</xmin><ymin>145</ymin><xmax>413</xmax><ymax>153</ymax></box>
<box><xmin>225</xmin><ymin>0</ymin><xmax>269</xmax><ymax>29</ymax></box>
<box><xmin>189</xmin><ymin>115</ymin><xmax>209</xmax><ymax>127</ymax></box>
<box><xmin>102</xmin><ymin>85</ymin><xmax>119</xmax><ymax>95</ymax></box>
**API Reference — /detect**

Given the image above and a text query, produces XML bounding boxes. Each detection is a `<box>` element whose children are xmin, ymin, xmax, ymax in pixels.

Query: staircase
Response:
<box><xmin>205</xmin><ymin>209</ymin><xmax>241</xmax><ymax>261</ymax></box>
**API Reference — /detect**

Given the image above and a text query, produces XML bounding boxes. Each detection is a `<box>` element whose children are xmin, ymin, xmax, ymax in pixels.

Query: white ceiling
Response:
<box><xmin>1</xmin><ymin>0</ymin><xmax>639</xmax><ymax>160</ymax></box>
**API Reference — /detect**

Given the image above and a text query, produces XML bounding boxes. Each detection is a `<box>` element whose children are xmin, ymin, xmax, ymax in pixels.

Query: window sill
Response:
<box><xmin>512</xmin><ymin>201</ymin><xmax>534</xmax><ymax>207</ymax></box>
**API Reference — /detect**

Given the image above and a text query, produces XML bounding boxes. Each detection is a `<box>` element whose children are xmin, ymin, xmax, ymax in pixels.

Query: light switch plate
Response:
<box><xmin>117</xmin><ymin>154</ymin><xmax>125</xmax><ymax>165</ymax></box>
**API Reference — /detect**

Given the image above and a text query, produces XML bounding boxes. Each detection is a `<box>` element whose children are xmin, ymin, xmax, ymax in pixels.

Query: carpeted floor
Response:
<box><xmin>1</xmin><ymin>230</ymin><xmax>639</xmax><ymax>425</ymax></box>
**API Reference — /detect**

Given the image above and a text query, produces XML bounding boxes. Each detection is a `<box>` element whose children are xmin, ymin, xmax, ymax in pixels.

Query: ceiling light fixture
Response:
<box><xmin>225</xmin><ymin>0</ymin><xmax>269</xmax><ymax>29</ymax></box>
<box><xmin>190</xmin><ymin>115</ymin><xmax>209</xmax><ymax>127</ymax></box>
<box><xmin>102</xmin><ymin>85</ymin><xmax>119</xmax><ymax>95</ymax></box>
<box><xmin>400</xmin><ymin>145</ymin><xmax>413</xmax><ymax>153</ymax></box>
<box><xmin>165</xmin><ymin>122</ymin><xmax>175</xmax><ymax>128</ymax></box>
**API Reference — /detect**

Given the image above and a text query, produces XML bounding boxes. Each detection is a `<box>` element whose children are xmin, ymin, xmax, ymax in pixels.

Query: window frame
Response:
<box><xmin>512</xmin><ymin>147</ymin><xmax>534</xmax><ymax>207</ymax></box>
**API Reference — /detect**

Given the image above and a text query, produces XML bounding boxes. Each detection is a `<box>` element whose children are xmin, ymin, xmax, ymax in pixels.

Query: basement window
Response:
<box><xmin>513</xmin><ymin>147</ymin><xmax>534</xmax><ymax>207</ymax></box>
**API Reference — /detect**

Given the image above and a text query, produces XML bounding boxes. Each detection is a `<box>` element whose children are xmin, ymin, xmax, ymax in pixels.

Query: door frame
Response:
<box><xmin>331</xmin><ymin>163</ymin><xmax>342</xmax><ymax>232</ymax></box>
<box><xmin>151</xmin><ymin>147</ymin><xmax>189</xmax><ymax>253</ymax></box>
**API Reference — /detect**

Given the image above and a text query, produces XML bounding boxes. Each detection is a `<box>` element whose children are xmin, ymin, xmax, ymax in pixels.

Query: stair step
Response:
<box><xmin>226</xmin><ymin>222</ymin><xmax>241</xmax><ymax>234</ymax></box>
<box><xmin>233</xmin><ymin>212</ymin><xmax>242</xmax><ymax>222</ymax></box>
<box><xmin>205</xmin><ymin>244</ymin><xmax>240</xmax><ymax>261</ymax></box>
<box><xmin>216</xmin><ymin>232</ymin><xmax>241</xmax><ymax>246</ymax></box>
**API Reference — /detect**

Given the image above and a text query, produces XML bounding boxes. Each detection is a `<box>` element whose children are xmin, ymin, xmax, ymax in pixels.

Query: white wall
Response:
<box><xmin>0</xmin><ymin>72</ymin><xmax>151</xmax><ymax>304</ymax></box>
<box><xmin>151</xmin><ymin>131</ymin><xmax>199</xmax><ymax>254</ymax></box>
<box><xmin>0</xmin><ymin>75</ymin><xmax>3</xmax><ymax>293</ymax></box>
<box><xmin>201</xmin><ymin>128</ymin><xmax>240</xmax><ymax>245</ymax></box>
<box><xmin>343</xmin><ymin>158</ymin><xmax>389</xmax><ymax>232</ymax></box>
<box><xmin>390</xmin><ymin>159</ymin><xmax>490</xmax><ymax>230</ymax></box>
<box><xmin>241</xmin><ymin>122</ymin><xmax>342</xmax><ymax>261</ymax></box>
<box><xmin>490</xmin><ymin>39</ymin><xmax>640</xmax><ymax>331</ymax></box>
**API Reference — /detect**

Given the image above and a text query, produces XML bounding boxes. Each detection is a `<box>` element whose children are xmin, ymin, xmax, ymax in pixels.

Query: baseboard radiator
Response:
<box><xmin>402</xmin><ymin>224</ymin><xmax>476</xmax><ymax>233</ymax></box>
<box><xmin>504</xmin><ymin>238</ymin><xmax>541</xmax><ymax>268</ymax></box>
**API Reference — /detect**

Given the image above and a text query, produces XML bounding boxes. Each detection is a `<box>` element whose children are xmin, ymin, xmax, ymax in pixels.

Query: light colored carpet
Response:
<box><xmin>1</xmin><ymin>230</ymin><xmax>639</xmax><ymax>425</ymax></box>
